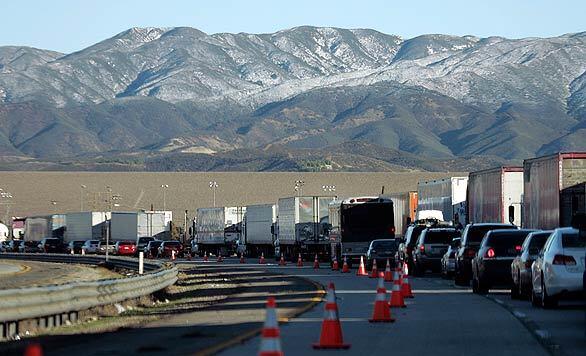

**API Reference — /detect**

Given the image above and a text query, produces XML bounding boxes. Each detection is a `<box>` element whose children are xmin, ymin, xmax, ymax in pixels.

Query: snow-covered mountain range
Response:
<box><xmin>0</xmin><ymin>26</ymin><xmax>585</xmax><ymax>170</ymax></box>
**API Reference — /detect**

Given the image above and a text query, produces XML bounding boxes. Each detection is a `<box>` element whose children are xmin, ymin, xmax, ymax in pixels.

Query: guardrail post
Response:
<box><xmin>139</xmin><ymin>252</ymin><xmax>144</xmax><ymax>275</ymax></box>
<box><xmin>7</xmin><ymin>321</ymin><xmax>17</xmax><ymax>339</ymax></box>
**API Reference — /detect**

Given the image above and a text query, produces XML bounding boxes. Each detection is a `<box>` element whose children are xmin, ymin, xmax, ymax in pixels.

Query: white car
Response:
<box><xmin>531</xmin><ymin>227</ymin><xmax>585</xmax><ymax>308</ymax></box>
<box><xmin>82</xmin><ymin>240</ymin><xmax>100</xmax><ymax>254</ymax></box>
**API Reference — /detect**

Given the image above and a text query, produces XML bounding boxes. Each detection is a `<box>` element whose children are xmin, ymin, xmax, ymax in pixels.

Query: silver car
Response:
<box><xmin>441</xmin><ymin>238</ymin><xmax>461</xmax><ymax>278</ymax></box>
<box><xmin>82</xmin><ymin>240</ymin><xmax>100</xmax><ymax>254</ymax></box>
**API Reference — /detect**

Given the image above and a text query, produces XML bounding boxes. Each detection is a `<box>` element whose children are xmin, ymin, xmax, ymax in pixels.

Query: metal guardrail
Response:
<box><xmin>0</xmin><ymin>253</ymin><xmax>178</xmax><ymax>324</ymax></box>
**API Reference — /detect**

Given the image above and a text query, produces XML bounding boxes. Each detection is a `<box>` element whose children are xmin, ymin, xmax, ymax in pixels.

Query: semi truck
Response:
<box><xmin>241</xmin><ymin>204</ymin><xmax>277</xmax><ymax>257</ymax></box>
<box><xmin>195</xmin><ymin>206</ymin><xmax>245</xmax><ymax>256</ymax></box>
<box><xmin>523</xmin><ymin>152</ymin><xmax>586</xmax><ymax>229</ymax></box>
<box><xmin>24</xmin><ymin>214</ymin><xmax>66</xmax><ymax>242</ymax></box>
<box><xmin>382</xmin><ymin>191</ymin><xmax>417</xmax><ymax>237</ymax></box>
<box><xmin>418</xmin><ymin>177</ymin><xmax>468</xmax><ymax>227</ymax></box>
<box><xmin>467</xmin><ymin>167</ymin><xmax>524</xmax><ymax>226</ymax></box>
<box><xmin>275</xmin><ymin>196</ymin><xmax>335</xmax><ymax>261</ymax></box>
<box><xmin>110</xmin><ymin>211</ymin><xmax>172</xmax><ymax>241</ymax></box>
<box><xmin>64</xmin><ymin>212</ymin><xmax>110</xmax><ymax>242</ymax></box>
<box><xmin>328</xmin><ymin>196</ymin><xmax>395</xmax><ymax>266</ymax></box>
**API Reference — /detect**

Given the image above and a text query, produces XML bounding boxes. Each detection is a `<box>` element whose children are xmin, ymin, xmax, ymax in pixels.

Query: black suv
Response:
<box><xmin>38</xmin><ymin>238</ymin><xmax>63</xmax><ymax>253</ymax></box>
<box><xmin>454</xmin><ymin>223</ymin><xmax>517</xmax><ymax>286</ymax></box>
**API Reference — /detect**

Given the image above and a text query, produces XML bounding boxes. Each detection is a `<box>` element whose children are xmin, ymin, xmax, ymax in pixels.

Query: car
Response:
<box><xmin>21</xmin><ymin>240</ymin><xmax>42</xmax><ymax>253</ymax></box>
<box><xmin>98</xmin><ymin>241</ymin><xmax>115</xmax><ymax>255</ymax></box>
<box><xmin>413</xmin><ymin>227</ymin><xmax>460</xmax><ymax>275</ymax></box>
<box><xmin>471</xmin><ymin>229</ymin><xmax>535</xmax><ymax>294</ymax></box>
<box><xmin>531</xmin><ymin>227</ymin><xmax>586</xmax><ymax>308</ymax></box>
<box><xmin>114</xmin><ymin>241</ymin><xmax>137</xmax><ymax>256</ymax></box>
<box><xmin>454</xmin><ymin>223</ymin><xmax>518</xmax><ymax>286</ymax></box>
<box><xmin>441</xmin><ymin>238</ymin><xmax>461</xmax><ymax>279</ymax></box>
<box><xmin>7</xmin><ymin>240</ymin><xmax>24</xmax><ymax>252</ymax></box>
<box><xmin>0</xmin><ymin>240</ymin><xmax>9</xmax><ymax>252</ymax></box>
<box><xmin>366</xmin><ymin>239</ymin><xmax>398</xmax><ymax>269</ymax></box>
<box><xmin>65</xmin><ymin>240</ymin><xmax>86</xmax><ymax>254</ymax></box>
<box><xmin>510</xmin><ymin>231</ymin><xmax>551</xmax><ymax>299</ymax></box>
<box><xmin>136</xmin><ymin>237</ymin><xmax>155</xmax><ymax>256</ymax></box>
<box><xmin>37</xmin><ymin>238</ymin><xmax>62</xmax><ymax>253</ymax></box>
<box><xmin>144</xmin><ymin>240</ymin><xmax>163</xmax><ymax>258</ymax></box>
<box><xmin>158</xmin><ymin>240</ymin><xmax>184</xmax><ymax>258</ymax></box>
<box><xmin>399</xmin><ymin>224</ymin><xmax>427</xmax><ymax>270</ymax></box>
<box><xmin>81</xmin><ymin>240</ymin><xmax>100</xmax><ymax>254</ymax></box>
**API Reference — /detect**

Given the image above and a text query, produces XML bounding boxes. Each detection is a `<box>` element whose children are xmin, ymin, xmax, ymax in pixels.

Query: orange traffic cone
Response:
<box><xmin>23</xmin><ymin>344</ymin><xmax>43</xmax><ymax>356</ymax></box>
<box><xmin>203</xmin><ymin>252</ymin><xmax>208</xmax><ymax>262</ymax></box>
<box><xmin>341</xmin><ymin>256</ymin><xmax>350</xmax><ymax>273</ymax></box>
<box><xmin>369</xmin><ymin>272</ymin><xmax>395</xmax><ymax>323</ymax></box>
<box><xmin>297</xmin><ymin>253</ymin><xmax>303</xmax><ymax>267</ymax></box>
<box><xmin>260</xmin><ymin>253</ymin><xmax>266</xmax><ymax>264</ymax></box>
<box><xmin>331</xmin><ymin>257</ymin><xmax>339</xmax><ymax>271</ymax></box>
<box><xmin>312</xmin><ymin>283</ymin><xmax>351</xmax><ymax>349</ymax></box>
<box><xmin>217</xmin><ymin>254</ymin><xmax>223</xmax><ymax>263</ymax></box>
<box><xmin>279</xmin><ymin>254</ymin><xmax>286</xmax><ymax>266</ymax></box>
<box><xmin>258</xmin><ymin>297</ymin><xmax>284</xmax><ymax>356</ymax></box>
<box><xmin>401</xmin><ymin>269</ymin><xmax>414</xmax><ymax>298</ymax></box>
<box><xmin>389</xmin><ymin>268</ymin><xmax>406</xmax><ymax>308</ymax></box>
<box><xmin>356</xmin><ymin>256</ymin><xmax>368</xmax><ymax>276</ymax></box>
<box><xmin>240</xmin><ymin>253</ymin><xmax>245</xmax><ymax>264</ymax></box>
<box><xmin>369</xmin><ymin>259</ymin><xmax>378</xmax><ymax>278</ymax></box>
<box><xmin>313</xmin><ymin>254</ymin><xmax>320</xmax><ymax>269</ymax></box>
<box><xmin>384</xmin><ymin>259</ymin><xmax>393</xmax><ymax>282</ymax></box>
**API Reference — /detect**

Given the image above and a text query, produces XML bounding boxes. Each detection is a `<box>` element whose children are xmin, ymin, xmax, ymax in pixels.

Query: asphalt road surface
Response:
<box><xmin>219</xmin><ymin>262</ymin><xmax>552</xmax><ymax>356</ymax></box>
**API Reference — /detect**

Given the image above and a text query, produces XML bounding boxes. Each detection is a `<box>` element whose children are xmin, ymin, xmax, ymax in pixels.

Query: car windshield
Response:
<box><xmin>485</xmin><ymin>232</ymin><xmax>529</xmax><ymax>256</ymax></box>
<box><xmin>562</xmin><ymin>231</ymin><xmax>586</xmax><ymax>248</ymax></box>
<box><xmin>139</xmin><ymin>237</ymin><xmax>154</xmax><ymax>243</ymax></box>
<box><xmin>528</xmin><ymin>233</ymin><xmax>550</xmax><ymax>250</ymax></box>
<box><xmin>425</xmin><ymin>230</ymin><xmax>459</xmax><ymax>244</ymax></box>
<box><xmin>371</xmin><ymin>241</ymin><xmax>396</xmax><ymax>251</ymax></box>
<box><xmin>73</xmin><ymin>241</ymin><xmax>85</xmax><ymax>246</ymax></box>
<box><xmin>467</xmin><ymin>225</ymin><xmax>514</xmax><ymax>245</ymax></box>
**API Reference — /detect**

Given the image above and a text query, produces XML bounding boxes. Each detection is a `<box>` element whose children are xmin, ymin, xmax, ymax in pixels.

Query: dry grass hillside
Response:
<box><xmin>0</xmin><ymin>171</ymin><xmax>466</xmax><ymax>226</ymax></box>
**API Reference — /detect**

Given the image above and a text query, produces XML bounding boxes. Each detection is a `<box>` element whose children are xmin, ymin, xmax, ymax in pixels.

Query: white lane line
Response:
<box><xmin>286</xmin><ymin>318</ymin><xmax>369</xmax><ymax>322</ymax></box>
<box><xmin>534</xmin><ymin>329</ymin><xmax>551</xmax><ymax>340</ymax></box>
<box><xmin>513</xmin><ymin>310</ymin><xmax>526</xmax><ymax>318</ymax></box>
<box><xmin>334</xmin><ymin>289</ymin><xmax>472</xmax><ymax>294</ymax></box>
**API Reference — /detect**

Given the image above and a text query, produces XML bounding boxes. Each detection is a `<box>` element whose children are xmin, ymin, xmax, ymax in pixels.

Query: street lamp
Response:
<box><xmin>294</xmin><ymin>180</ymin><xmax>305</xmax><ymax>197</ymax></box>
<box><xmin>209</xmin><ymin>181</ymin><xmax>218</xmax><ymax>207</ymax></box>
<box><xmin>0</xmin><ymin>188</ymin><xmax>13</xmax><ymax>225</ymax></box>
<box><xmin>80</xmin><ymin>184</ymin><xmax>87</xmax><ymax>211</ymax></box>
<box><xmin>322</xmin><ymin>185</ymin><xmax>336</xmax><ymax>193</ymax></box>
<box><xmin>161</xmin><ymin>184</ymin><xmax>169</xmax><ymax>211</ymax></box>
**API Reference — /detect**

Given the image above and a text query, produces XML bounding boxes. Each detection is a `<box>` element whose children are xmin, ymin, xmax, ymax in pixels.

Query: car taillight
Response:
<box><xmin>486</xmin><ymin>248</ymin><xmax>495</xmax><ymax>258</ymax></box>
<box><xmin>419</xmin><ymin>245</ymin><xmax>425</xmax><ymax>252</ymax></box>
<box><xmin>515</xmin><ymin>245</ymin><xmax>522</xmax><ymax>252</ymax></box>
<box><xmin>389</xmin><ymin>226</ymin><xmax>395</xmax><ymax>234</ymax></box>
<box><xmin>552</xmin><ymin>254</ymin><xmax>576</xmax><ymax>265</ymax></box>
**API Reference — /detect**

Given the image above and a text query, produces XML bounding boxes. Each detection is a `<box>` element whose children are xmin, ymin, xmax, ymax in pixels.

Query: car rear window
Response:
<box><xmin>165</xmin><ymin>241</ymin><xmax>181</xmax><ymax>246</ymax></box>
<box><xmin>486</xmin><ymin>232</ymin><xmax>528</xmax><ymax>256</ymax></box>
<box><xmin>468</xmin><ymin>225</ymin><xmax>514</xmax><ymax>245</ymax></box>
<box><xmin>528</xmin><ymin>233</ymin><xmax>550</xmax><ymax>250</ymax></box>
<box><xmin>372</xmin><ymin>241</ymin><xmax>397</xmax><ymax>251</ymax></box>
<box><xmin>406</xmin><ymin>226</ymin><xmax>426</xmax><ymax>246</ymax></box>
<box><xmin>119</xmin><ymin>241</ymin><xmax>135</xmax><ymax>246</ymax></box>
<box><xmin>45</xmin><ymin>239</ymin><xmax>61</xmax><ymax>246</ymax></box>
<box><xmin>562</xmin><ymin>231</ymin><xmax>585</xmax><ymax>248</ymax></box>
<box><xmin>150</xmin><ymin>241</ymin><xmax>162</xmax><ymax>246</ymax></box>
<box><xmin>425</xmin><ymin>230</ymin><xmax>459</xmax><ymax>244</ymax></box>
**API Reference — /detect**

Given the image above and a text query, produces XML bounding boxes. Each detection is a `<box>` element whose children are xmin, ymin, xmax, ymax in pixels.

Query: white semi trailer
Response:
<box><xmin>417</xmin><ymin>177</ymin><xmax>468</xmax><ymax>227</ymax></box>
<box><xmin>64</xmin><ymin>212</ymin><xmax>110</xmax><ymax>242</ymax></box>
<box><xmin>242</xmin><ymin>204</ymin><xmax>277</xmax><ymax>257</ymax></box>
<box><xmin>196</xmin><ymin>206</ymin><xmax>245</xmax><ymax>256</ymax></box>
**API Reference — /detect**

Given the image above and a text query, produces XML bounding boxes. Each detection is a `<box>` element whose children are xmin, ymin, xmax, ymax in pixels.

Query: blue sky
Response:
<box><xmin>1</xmin><ymin>0</ymin><xmax>584</xmax><ymax>53</ymax></box>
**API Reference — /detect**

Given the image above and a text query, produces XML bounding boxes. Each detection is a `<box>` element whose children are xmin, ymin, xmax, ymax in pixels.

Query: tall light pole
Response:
<box><xmin>50</xmin><ymin>200</ymin><xmax>57</xmax><ymax>214</ymax></box>
<box><xmin>161</xmin><ymin>184</ymin><xmax>169</xmax><ymax>211</ymax></box>
<box><xmin>294</xmin><ymin>180</ymin><xmax>305</xmax><ymax>198</ymax></box>
<box><xmin>322</xmin><ymin>184</ymin><xmax>337</xmax><ymax>199</ymax></box>
<box><xmin>80</xmin><ymin>184</ymin><xmax>87</xmax><ymax>211</ymax></box>
<box><xmin>209</xmin><ymin>181</ymin><xmax>218</xmax><ymax>207</ymax></box>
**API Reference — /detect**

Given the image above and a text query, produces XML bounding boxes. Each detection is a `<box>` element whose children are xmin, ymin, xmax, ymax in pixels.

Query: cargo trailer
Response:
<box><xmin>417</xmin><ymin>177</ymin><xmax>468</xmax><ymax>226</ymax></box>
<box><xmin>24</xmin><ymin>214</ymin><xmax>66</xmax><ymax>242</ymax></box>
<box><xmin>64</xmin><ymin>212</ymin><xmax>110</xmax><ymax>242</ymax></box>
<box><xmin>276</xmin><ymin>196</ymin><xmax>335</xmax><ymax>261</ymax></box>
<box><xmin>196</xmin><ymin>206</ymin><xmax>245</xmax><ymax>256</ymax></box>
<box><xmin>328</xmin><ymin>196</ymin><xmax>395</xmax><ymax>266</ymax></box>
<box><xmin>110</xmin><ymin>211</ymin><xmax>172</xmax><ymax>242</ymax></box>
<box><xmin>382</xmin><ymin>191</ymin><xmax>417</xmax><ymax>237</ymax></box>
<box><xmin>523</xmin><ymin>152</ymin><xmax>586</xmax><ymax>229</ymax></box>
<box><xmin>242</xmin><ymin>204</ymin><xmax>277</xmax><ymax>257</ymax></box>
<box><xmin>467</xmin><ymin>167</ymin><xmax>523</xmax><ymax>226</ymax></box>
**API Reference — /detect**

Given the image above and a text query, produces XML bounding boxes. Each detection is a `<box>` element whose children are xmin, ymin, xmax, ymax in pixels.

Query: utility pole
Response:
<box><xmin>80</xmin><ymin>184</ymin><xmax>87</xmax><ymax>211</ymax></box>
<box><xmin>161</xmin><ymin>184</ymin><xmax>169</xmax><ymax>211</ymax></box>
<box><xmin>209</xmin><ymin>181</ymin><xmax>218</xmax><ymax>207</ymax></box>
<box><xmin>294</xmin><ymin>180</ymin><xmax>305</xmax><ymax>198</ymax></box>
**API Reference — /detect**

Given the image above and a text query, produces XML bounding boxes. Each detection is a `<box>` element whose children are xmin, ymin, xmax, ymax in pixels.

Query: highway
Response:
<box><xmin>1</xmin><ymin>257</ymin><xmax>584</xmax><ymax>355</ymax></box>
